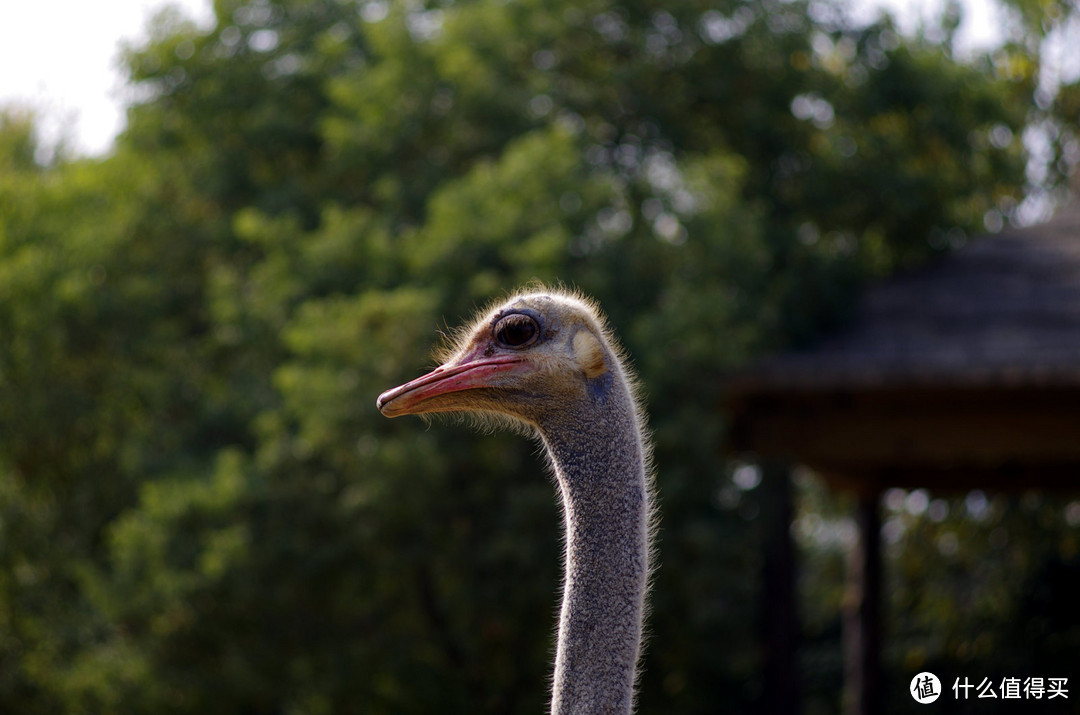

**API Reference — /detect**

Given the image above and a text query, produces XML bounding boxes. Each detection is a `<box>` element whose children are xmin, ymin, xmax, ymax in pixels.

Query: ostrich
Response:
<box><xmin>377</xmin><ymin>287</ymin><xmax>654</xmax><ymax>715</ymax></box>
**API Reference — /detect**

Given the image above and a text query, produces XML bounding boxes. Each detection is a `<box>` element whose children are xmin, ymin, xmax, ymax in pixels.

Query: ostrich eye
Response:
<box><xmin>494</xmin><ymin>314</ymin><xmax>540</xmax><ymax>348</ymax></box>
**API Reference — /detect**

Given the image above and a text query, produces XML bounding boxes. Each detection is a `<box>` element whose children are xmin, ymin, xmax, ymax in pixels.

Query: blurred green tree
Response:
<box><xmin>0</xmin><ymin>0</ymin><xmax>1075</xmax><ymax>712</ymax></box>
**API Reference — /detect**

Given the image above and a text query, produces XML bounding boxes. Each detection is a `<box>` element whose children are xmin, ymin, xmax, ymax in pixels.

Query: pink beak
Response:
<box><xmin>376</xmin><ymin>355</ymin><xmax>524</xmax><ymax>417</ymax></box>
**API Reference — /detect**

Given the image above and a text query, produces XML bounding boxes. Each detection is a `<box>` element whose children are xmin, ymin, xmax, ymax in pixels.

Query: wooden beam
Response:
<box><xmin>760</xmin><ymin>461</ymin><xmax>799</xmax><ymax>714</ymax></box>
<box><xmin>843</xmin><ymin>491</ymin><xmax>881</xmax><ymax>715</ymax></box>
<box><xmin>729</xmin><ymin>385</ymin><xmax>1080</xmax><ymax>469</ymax></box>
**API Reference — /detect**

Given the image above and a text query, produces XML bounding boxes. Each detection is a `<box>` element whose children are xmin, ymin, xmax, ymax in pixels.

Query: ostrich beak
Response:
<box><xmin>376</xmin><ymin>355</ymin><xmax>524</xmax><ymax>417</ymax></box>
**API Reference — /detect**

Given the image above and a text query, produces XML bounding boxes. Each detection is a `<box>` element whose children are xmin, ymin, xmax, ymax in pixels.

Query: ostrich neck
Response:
<box><xmin>538</xmin><ymin>388</ymin><xmax>649</xmax><ymax>715</ymax></box>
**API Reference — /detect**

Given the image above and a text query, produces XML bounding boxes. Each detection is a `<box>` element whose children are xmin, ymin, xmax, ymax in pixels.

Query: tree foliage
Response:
<box><xmin>1</xmin><ymin>0</ymin><xmax>1077</xmax><ymax>712</ymax></box>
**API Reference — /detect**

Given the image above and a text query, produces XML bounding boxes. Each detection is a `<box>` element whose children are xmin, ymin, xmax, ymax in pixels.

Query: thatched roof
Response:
<box><xmin>735</xmin><ymin>202</ymin><xmax>1080</xmax><ymax>391</ymax></box>
<box><xmin>727</xmin><ymin>202</ymin><xmax>1080</xmax><ymax>489</ymax></box>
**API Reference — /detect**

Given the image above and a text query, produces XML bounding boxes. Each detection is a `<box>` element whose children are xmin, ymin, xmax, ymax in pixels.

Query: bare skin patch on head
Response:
<box><xmin>573</xmin><ymin>330</ymin><xmax>608</xmax><ymax>379</ymax></box>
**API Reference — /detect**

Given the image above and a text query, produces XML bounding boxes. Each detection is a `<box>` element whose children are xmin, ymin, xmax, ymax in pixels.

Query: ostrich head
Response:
<box><xmin>377</xmin><ymin>290</ymin><xmax>619</xmax><ymax>426</ymax></box>
<box><xmin>377</xmin><ymin>286</ymin><xmax>653</xmax><ymax>715</ymax></box>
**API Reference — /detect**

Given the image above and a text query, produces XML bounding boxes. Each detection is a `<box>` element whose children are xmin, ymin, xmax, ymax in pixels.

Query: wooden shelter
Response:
<box><xmin>726</xmin><ymin>203</ymin><xmax>1080</xmax><ymax>714</ymax></box>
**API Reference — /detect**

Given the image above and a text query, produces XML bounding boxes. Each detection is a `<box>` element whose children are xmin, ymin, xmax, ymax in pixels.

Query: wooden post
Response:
<box><xmin>843</xmin><ymin>489</ymin><xmax>881</xmax><ymax>715</ymax></box>
<box><xmin>760</xmin><ymin>461</ymin><xmax>799</xmax><ymax>714</ymax></box>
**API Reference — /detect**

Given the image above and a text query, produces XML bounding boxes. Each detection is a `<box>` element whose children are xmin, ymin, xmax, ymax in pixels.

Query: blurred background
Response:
<box><xmin>1</xmin><ymin>0</ymin><xmax>1079</xmax><ymax>712</ymax></box>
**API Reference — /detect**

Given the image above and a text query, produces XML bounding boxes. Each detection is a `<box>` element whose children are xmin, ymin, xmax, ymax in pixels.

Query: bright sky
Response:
<box><xmin>0</xmin><ymin>0</ymin><xmax>214</xmax><ymax>157</ymax></box>
<box><xmin>0</xmin><ymin>0</ymin><xmax>1005</xmax><ymax>158</ymax></box>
